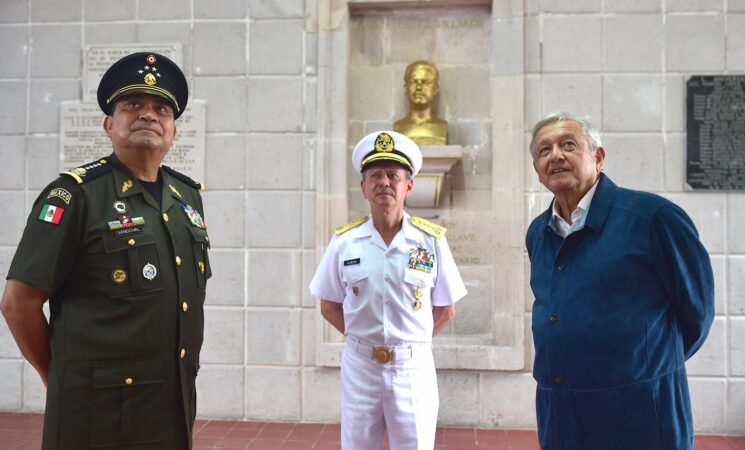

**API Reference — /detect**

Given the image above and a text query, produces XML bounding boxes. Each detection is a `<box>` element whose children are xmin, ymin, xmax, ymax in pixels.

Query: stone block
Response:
<box><xmin>710</xmin><ymin>255</ymin><xmax>725</xmax><ymax>314</ymax></box>
<box><xmin>733</xmin><ymin>0</ymin><xmax>745</xmax><ymax>10</ymax></box>
<box><xmin>0</xmin><ymin>26</ymin><xmax>28</xmax><ymax>78</ymax></box>
<box><xmin>728</xmin><ymin>195</ymin><xmax>745</xmax><ymax>253</ymax></box>
<box><xmin>246</xmin><ymin>133</ymin><xmax>304</xmax><ymax>190</ymax></box>
<box><xmin>247</xmin><ymin>77</ymin><xmax>304</xmax><ymax>132</ymax></box>
<box><xmin>437</xmin><ymin>371</ymin><xmax>480</xmax><ymax>426</ymax></box>
<box><xmin>303</xmin><ymin>250</ymin><xmax>317</xmax><ymax>307</ymax></box>
<box><xmin>524</xmin><ymin>17</ymin><xmax>540</xmax><ymax>73</ymax></box>
<box><xmin>0</xmin><ymin>136</ymin><xmax>25</xmax><ymax>189</ymax></box>
<box><xmin>0</xmin><ymin>81</ymin><xmax>26</xmax><ymax>134</ymax></box>
<box><xmin>246</xmin><ymin>192</ymin><xmax>301</xmax><ymax>248</ymax></box>
<box><xmin>249</xmin><ymin>0</ymin><xmax>304</xmax><ymax>19</ymax></box>
<box><xmin>303</xmin><ymin>192</ymin><xmax>315</xmax><ymax>249</ymax></box>
<box><xmin>350</xmin><ymin>17</ymin><xmax>384</xmax><ymax>67</ymax></box>
<box><xmin>0</xmin><ymin>192</ymin><xmax>27</xmax><ymax>246</ymax></box>
<box><xmin>205</xmin><ymin>135</ymin><xmax>247</xmax><ymax>189</ymax></box>
<box><xmin>667</xmin><ymin>0</ymin><xmax>722</xmax><ymax>11</ymax></box>
<box><xmin>301</xmin><ymin>308</ymin><xmax>316</xmax><ymax>365</ymax></box>
<box><xmin>246</xmin><ymin>308</ymin><xmax>301</xmax><ymax>365</ymax></box>
<box><xmin>195</xmin><ymin>0</ymin><xmax>247</xmax><ymax>19</ymax></box>
<box><xmin>541</xmin><ymin>75</ymin><xmax>602</xmax><ymax>124</ymax></box>
<box><xmin>524</xmin><ymin>313</ymin><xmax>534</xmax><ymax>372</ymax></box>
<box><xmin>139</xmin><ymin>0</ymin><xmax>189</xmax><ymax>19</ymax></box>
<box><xmin>196</xmin><ymin>366</ymin><xmax>244</xmax><ymax>418</ymax></box>
<box><xmin>193</xmin><ymin>22</ymin><xmax>246</xmax><ymax>75</ymax></box>
<box><xmin>201</xmin><ymin>308</ymin><xmax>245</xmax><ymax>364</ymax></box>
<box><xmin>385</xmin><ymin>18</ymin><xmax>437</xmax><ymax>64</ymax></box>
<box><xmin>29</xmin><ymin>79</ymin><xmax>79</xmax><ymax>134</ymax></box>
<box><xmin>541</xmin><ymin>0</ymin><xmax>600</xmax><ymax>12</ymax></box>
<box><xmin>686</xmin><ymin>317</ymin><xmax>725</xmax><ymax>376</ymax></box>
<box><xmin>524</xmin><ymin>76</ymin><xmax>541</xmax><ymax>133</ymax></box>
<box><xmin>0</xmin><ymin>360</ymin><xmax>22</xmax><ymax>410</ymax></box>
<box><xmin>726</xmin><ymin>15</ymin><xmax>745</xmax><ymax>71</ymax></box>
<box><xmin>250</xmin><ymin>20</ymin><xmax>304</xmax><ymax>75</ymax></box>
<box><xmin>206</xmin><ymin>249</ymin><xmax>246</xmax><ymax>306</ymax></box>
<box><xmin>301</xmin><ymin>367</ymin><xmax>341</xmax><ymax>422</ymax></box>
<box><xmin>665</xmin><ymin>193</ymin><xmax>725</xmax><ymax>254</ymax></box>
<box><xmin>348</xmin><ymin>67</ymin><xmax>394</xmax><ymax>121</ymax></box>
<box><xmin>22</xmin><ymin>363</ymin><xmax>46</xmax><ymax>412</ymax></box>
<box><xmin>664</xmin><ymin>133</ymin><xmax>685</xmax><ymax>193</ymax></box>
<box><xmin>601</xmin><ymin>133</ymin><xmax>664</xmax><ymax>192</ymax></box>
<box><xmin>31</xmin><ymin>0</ymin><xmax>81</xmax><ymax>21</ymax></box>
<box><xmin>0</xmin><ymin>247</ymin><xmax>14</xmax><ymax>297</ymax></box>
<box><xmin>542</xmin><ymin>15</ymin><xmax>601</xmax><ymax>72</ymax></box>
<box><xmin>245</xmin><ymin>367</ymin><xmax>301</xmax><ymax>420</ymax></box>
<box><xmin>247</xmin><ymin>250</ymin><xmax>301</xmax><ymax>306</ymax></box>
<box><xmin>30</xmin><ymin>25</ymin><xmax>81</xmax><ymax>77</ymax></box>
<box><xmin>85</xmin><ymin>23</ymin><xmax>138</xmax><ymax>45</ymax></box>
<box><xmin>304</xmin><ymin>79</ymin><xmax>318</xmax><ymax>133</ymax></box>
<box><xmin>688</xmin><ymin>378</ymin><xmax>726</xmax><ymax>434</ymax></box>
<box><xmin>731</xmin><ymin>317</ymin><xmax>745</xmax><ymax>376</ymax></box>
<box><xmin>0</xmin><ymin>2</ymin><xmax>28</xmax><ymax>23</ymax></box>
<box><xmin>603</xmin><ymin>14</ymin><xmax>662</xmax><ymax>72</ymax></box>
<box><xmin>453</xmin><ymin>266</ymin><xmax>493</xmax><ymax>336</ymax></box>
<box><xmin>726</xmin><ymin>379</ymin><xmax>745</xmax><ymax>434</ymax></box>
<box><xmin>193</xmin><ymin>78</ymin><xmax>246</xmax><ymax>132</ymax></box>
<box><xmin>665</xmin><ymin>14</ymin><xmax>725</xmax><ymax>72</ymax></box>
<box><xmin>0</xmin><ymin>318</ymin><xmax>22</xmax><ymax>358</ymax></box>
<box><xmin>439</xmin><ymin>16</ymin><xmax>491</xmax><ymax>67</ymax></box>
<box><xmin>439</xmin><ymin>67</ymin><xmax>491</xmax><ymax>120</ymax></box>
<box><xmin>201</xmin><ymin>191</ymin><xmax>246</xmax><ymax>248</ymax></box>
<box><xmin>480</xmin><ymin>372</ymin><xmax>536</xmax><ymax>428</ymax></box>
<box><xmin>666</xmin><ymin>74</ymin><xmax>686</xmax><ymax>133</ymax></box>
<box><xmin>305</xmin><ymin>31</ymin><xmax>318</xmax><ymax>74</ymax></box>
<box><xmin>84</xmin><ymin>0</ymin><xmax>135</xmax><ymax>20</ymax></box>
<box><xmin>603</xmin><ymin>0</ymin><xmax>660</xmax><ymax>11</ymax></box>
<box><xmin>603</xmin><ymin>75</ymin><xmax>662</xmax><ymax>132</ymax></box>
<box><xmin>28</xmin><ymin>135</ymin><xmax>59</xmax><ymax>190</ymax></box>
<box><xmin>490</xmin><ymin>17</ymin><xmax>522</xmax><ymax>76</ymax></box>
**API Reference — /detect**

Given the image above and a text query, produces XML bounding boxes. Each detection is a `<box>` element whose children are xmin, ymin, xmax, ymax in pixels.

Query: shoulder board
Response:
<box><xmin>60</xmin><ymin>158</ymin><xmax>112</xmax><ymax>184</ymax></box>
<box><xmin>411</xmin><ymin>216</ymin><xmax>447</xmax><ymax>239</ymax></box>
<box><xmin>334</xmin><ymin>216</ymin><xmax>369</xmax><ymax>235</ymax></box>
<box><xmin>162</xmin><ymin>165</ymin><xmax>205</xmax><ymax>191</ymax></box>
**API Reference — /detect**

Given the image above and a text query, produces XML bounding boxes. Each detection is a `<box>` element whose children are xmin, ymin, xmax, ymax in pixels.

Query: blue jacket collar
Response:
<box><xmin>541</xmin><ymin>173</ymin><xmax>618</xmax><ymax>234</ymax></box>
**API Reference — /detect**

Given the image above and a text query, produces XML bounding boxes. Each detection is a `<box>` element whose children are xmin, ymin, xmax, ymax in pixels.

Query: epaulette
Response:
<box><xmin>335</xmin><ymin>215</ymin><xmax>368</xmax><ymax>235</ymax></box>
<box><xmin>162</xmin><ymin>165</ymin><xmax>205</xmax><ymax>191</ymax></box>
<box><xmin>60</xmin><ymin>158</ymin><xmax>112</xmax><ymax>184</ymax></box>
<box><xmin>411</xmin><ymin>216</ymin><xmax>447</xmax><ymax>239</ymax></box>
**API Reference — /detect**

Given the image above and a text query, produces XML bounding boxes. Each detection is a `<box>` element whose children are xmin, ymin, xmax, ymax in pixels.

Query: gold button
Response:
<box><xmin>100</xmin><ymin>159</ymin><xmax>107</xmax><ymax>164</ymax></box>
<box><xmin>125</xmin><ymin>377</ymin><xmax>133</xmax><ymax>385</ymax></box>
<box><xmin>180</xmin><ymin>348</ymin><xmax>186</xmax><ymax>359</ymax></box>
<box><xmin>128</xmin><ymin>239</ymin><xmax>135</xmax><ymax>246</ymax></box>
<box><xmin>182</xmin><ymin>301</ymin><xmax>188</xmax><ymax>312</ymax></box>
<box><xmin>175</xmin><ymin>256</ymin><xmax>182</xmax><ymax>265</ymax></box>
<box><xmin>163</xmin><ymin>213</ymin><xmax>169</xmax><ymax>222</ymax></box>
<box><xmin>198</xmin><ymin>261</ymin><xmax>205</xmax><ymax>273</ymax></box>
<box><xmin>205</xmin><ymin>236</ymin><xmax>209</xmax><ymax>242</ymax></box>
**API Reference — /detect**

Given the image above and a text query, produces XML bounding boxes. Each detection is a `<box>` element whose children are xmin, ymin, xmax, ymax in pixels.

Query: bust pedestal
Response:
<box><xmin>406</xmin><ymin>145</ymin><xmax>463</xmax><ymax>211</ymax></box>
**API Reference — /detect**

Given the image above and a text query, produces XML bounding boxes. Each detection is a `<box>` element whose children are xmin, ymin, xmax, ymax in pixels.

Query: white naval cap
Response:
<box><xmin>352</xmin><ymin>130</ymin><xmax>423</xmax><ymax>177</ymax></box>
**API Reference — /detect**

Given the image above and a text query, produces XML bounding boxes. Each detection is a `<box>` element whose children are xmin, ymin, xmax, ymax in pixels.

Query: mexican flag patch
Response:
<box><xmin>39</xmin><ymin>204</ymin><xmax>64</xmax><ymax>224</ymax></box>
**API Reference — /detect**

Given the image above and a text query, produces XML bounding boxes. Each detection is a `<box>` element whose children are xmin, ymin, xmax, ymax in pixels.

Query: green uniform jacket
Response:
<box><xmin>7</xmin><ymin>154</ymin><xmax>211</xmax><ymax>449</ymax></box>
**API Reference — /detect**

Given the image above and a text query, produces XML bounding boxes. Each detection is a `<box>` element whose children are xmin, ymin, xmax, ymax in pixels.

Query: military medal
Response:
<box><xmin>352</xmin><ymin>286</ymin><xmax>359</xmax><ymax>296</ymax></box>
<box><xmin>182</xmin><ymin>204</ymin><xmax>206</xmax><ymax>229</ymax></box>
<box><xmin>111</xmin><ymin>268</ymin><xmax>127</xmax><ymax>284</ymax></box>
<box><xmin>113</xmin><ymin>201</ymin><xmax>126</xmax><ymax>213</ymax></box>
<box><xmin>414</xmin><ymin>284</ymin><xmax>423</xmax><ymax>311</ymax></box>
<box><xmin>142</xmin><ymin>263</ymin><xmax>157</xmax><ymax>281</ymax></box>
<box><xmin>408</xmin><ymin>242</ymin><xmax>435</xmax><ymax>273</ymax></box>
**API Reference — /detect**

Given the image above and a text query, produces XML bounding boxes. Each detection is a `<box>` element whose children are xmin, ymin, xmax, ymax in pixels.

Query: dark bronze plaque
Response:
<box><xmin>686</xmin><ymin>76</ymin><xmax>745</xmax><ymax>190</ymax></box>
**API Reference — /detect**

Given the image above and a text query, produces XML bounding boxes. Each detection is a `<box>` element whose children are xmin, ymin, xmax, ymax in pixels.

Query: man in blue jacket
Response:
<box><xmin>526</xmin><ymin>112</ymin><xmax>714</xmax><ymax>449</ymax></box>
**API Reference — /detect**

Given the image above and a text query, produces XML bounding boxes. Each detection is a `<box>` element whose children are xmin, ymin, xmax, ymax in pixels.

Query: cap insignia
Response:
<box><xmin>144</xmin><ymin>73</ymin><xmax>157</xmax><ymax>86</ymax></box>
<box><xmin>146</xmin><ymin>54</ymin><xmax>157</xmax><ymax>65</ymax></box>
<box><xmin>374</xmin><ymin>133</ymin><xmax>394</xmax><ymax>153</ymax></box>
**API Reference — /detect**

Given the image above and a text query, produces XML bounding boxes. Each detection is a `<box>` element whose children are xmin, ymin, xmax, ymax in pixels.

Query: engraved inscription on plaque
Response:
<box><xmin>686</xmin><ymin>75</ymin><xmax>745</xmax><ymax>191</ymax></box>
<box><xmin>60</xmin><ymin>100</ymin><xmax>206</xmax><ymax>182</ymax></box>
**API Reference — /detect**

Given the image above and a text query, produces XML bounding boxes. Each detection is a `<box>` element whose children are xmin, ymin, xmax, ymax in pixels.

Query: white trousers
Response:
<box><xmin>341</xmin><ymin>340</ymin><xmax>439</xmax><ymax>450</ymax></box>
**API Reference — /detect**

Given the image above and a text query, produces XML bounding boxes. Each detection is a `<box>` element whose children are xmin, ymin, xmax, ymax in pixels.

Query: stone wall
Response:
<box><xmin>0</xmin><ymin>0</ymin><xmax>742</xmax><ymax>434</ymax></box>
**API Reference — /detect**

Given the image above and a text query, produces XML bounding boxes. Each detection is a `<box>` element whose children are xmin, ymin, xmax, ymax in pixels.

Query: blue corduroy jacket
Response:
<box><xmin>527</xmin><ymin>174</ymin><xmax>715</xmax><ymax>450</ymax></box>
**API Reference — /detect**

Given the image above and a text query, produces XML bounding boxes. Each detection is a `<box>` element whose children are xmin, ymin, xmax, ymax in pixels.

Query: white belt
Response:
<box><xmin>346</xmin><ymin>337</ymin><xmax>429</xmax><ymax>364</ymax></box>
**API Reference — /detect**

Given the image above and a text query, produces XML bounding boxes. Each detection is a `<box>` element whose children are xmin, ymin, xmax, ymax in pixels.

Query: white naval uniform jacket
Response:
<box><xmin>310</xmin><ymin>212</ymin><xmax>467</xmax><ymax>345</ymax></box>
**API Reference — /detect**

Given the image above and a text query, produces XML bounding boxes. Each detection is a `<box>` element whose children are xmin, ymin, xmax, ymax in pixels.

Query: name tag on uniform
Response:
<box><xmin>344</xmin><ymin>258</ymin><xmax>360</xmax><ymax>266</ymax></box>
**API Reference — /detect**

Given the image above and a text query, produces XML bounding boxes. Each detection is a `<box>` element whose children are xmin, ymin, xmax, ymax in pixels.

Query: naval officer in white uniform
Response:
<box><xmin>310</xmin><ymin>130</ymin><xmax>467</xmax><ymax>450</ymax></box>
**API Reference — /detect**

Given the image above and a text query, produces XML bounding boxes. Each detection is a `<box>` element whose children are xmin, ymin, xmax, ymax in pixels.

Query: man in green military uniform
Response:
<box><xmin>0</xmin><ymin>52</ymin><xmax>210</xmax><ymax>449</ymax></box>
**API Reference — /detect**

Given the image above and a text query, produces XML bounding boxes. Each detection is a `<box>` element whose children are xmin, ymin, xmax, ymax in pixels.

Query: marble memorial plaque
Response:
<box><xmin>59</xmin><ymin>100</ymin><xmax>206</xmax><ymax>182</ymax></box>
<box><xmin>686</xmin><ymin>75</ymin><xmax>745</xmax><ymax>191</ymax></box>
<box><xmin>83</xmin><ymin>44</ymin><xmax>182</xmax><ymax>102</ymax></box>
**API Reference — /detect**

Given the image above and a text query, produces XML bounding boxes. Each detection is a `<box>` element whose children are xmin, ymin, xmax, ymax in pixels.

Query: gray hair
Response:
<box><xmin>529</xmin><ymin>112</ymin><xmax>602</xmax><ymax>160</ymax></box>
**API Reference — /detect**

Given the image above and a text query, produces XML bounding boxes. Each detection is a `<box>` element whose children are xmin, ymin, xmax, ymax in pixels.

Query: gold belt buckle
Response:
<box><xmin>372</xmin><ymin>346</ymin><xmax>394</xmax><ymax>364</ymax></box>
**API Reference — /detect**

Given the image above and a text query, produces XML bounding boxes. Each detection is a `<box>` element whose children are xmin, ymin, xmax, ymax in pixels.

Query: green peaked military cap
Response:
<box><xmin>97</xmin><ymin>52</ymin><xmax>189</xmax><ymax>119</ymax></box>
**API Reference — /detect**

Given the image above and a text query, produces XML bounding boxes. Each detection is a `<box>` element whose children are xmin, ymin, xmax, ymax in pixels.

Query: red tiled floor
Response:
<box><xmin>0</xmin><ymin>412</ymin><xmax>743</xmax><ymax>449</ymax></box>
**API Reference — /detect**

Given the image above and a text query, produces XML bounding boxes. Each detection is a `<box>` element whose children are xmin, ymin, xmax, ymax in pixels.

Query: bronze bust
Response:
<box><xmin>394</xmin><ymin>60</ymin><xmax>447</xmax><ymax>146</ymax></box>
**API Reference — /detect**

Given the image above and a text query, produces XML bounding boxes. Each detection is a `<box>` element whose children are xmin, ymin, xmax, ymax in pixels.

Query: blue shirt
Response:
<box><xmin>526</xmin><ymin>174</ymin><xmax>714</xmax><ymax>450</ymax></box>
